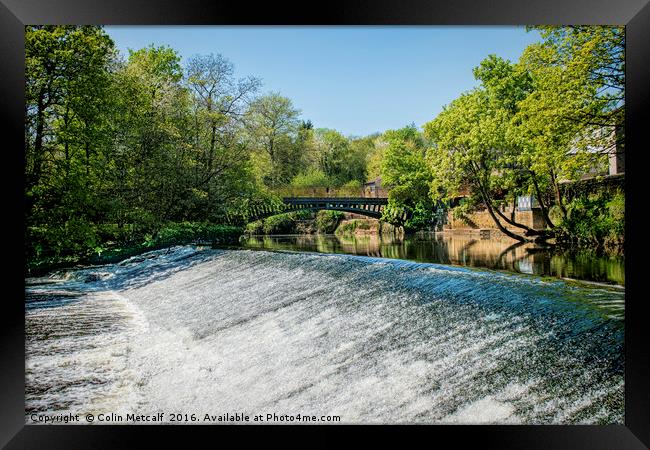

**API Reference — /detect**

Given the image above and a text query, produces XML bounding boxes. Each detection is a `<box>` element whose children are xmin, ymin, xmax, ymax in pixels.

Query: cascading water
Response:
<box><xmin>25</xmin><ymin>246</ymin><xmax>624</xmax><ymax>424</ymax></box>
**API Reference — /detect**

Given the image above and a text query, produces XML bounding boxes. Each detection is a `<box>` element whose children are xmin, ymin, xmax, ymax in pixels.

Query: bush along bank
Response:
<box><xmin>243</xmin><ymin>210</ymin><xmax>406</xmax><ymax>237</ymax></box>
<box><xmin>26</xmin><ymin>222</ymin><xmax>243</xmax><ymax>276</ymax></box>
<box><xmin>245</xmin><ymin>210</ymin><xmax>345</xmax><ymax>235</ymax></box>
<box><xmin>553</xmin><ymin>188</ymin><xmax>624</xmax><ymax>255</ymax></box>
<box><xmin>335</xmin><ymin>218</ymin><xmax>405</xmax><ymax>237</ymax></box>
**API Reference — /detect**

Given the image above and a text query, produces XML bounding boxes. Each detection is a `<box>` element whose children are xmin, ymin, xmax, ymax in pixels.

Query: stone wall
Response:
<box><xmin>445</xmin><ymin>208</ymin><xmax>546</xmax><ymax>230</ymax></box>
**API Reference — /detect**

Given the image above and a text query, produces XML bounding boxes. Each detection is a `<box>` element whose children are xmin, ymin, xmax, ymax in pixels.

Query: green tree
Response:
<box><xmin>423</xmin><ymin>27</ymin><xmax>624</xmax><ymax>244</ymax></box>
<box><xmin>246</xmin><ymin>93</ymin><xmax>302</xmax><ymax>187</ymax></box>
<box><xmin>380</xmin><ymin>125</ymin><xmax>434</xmax><ymax>230</ymax></box>
<box><xmin>291</xmin><ymin>167</ymin><xmax>331</xmax><ymax>188</ymax></box>
<box><xmin>25</xmin><ymin>26</ymin><xmax>117</xmax><ymax>259</ymax></box>
<box><xmin>365</xmin><ymin>135</ymin><xmax>386</xmax><ymax>181</ymax></box>
<box><xmin>424</xmin><ymin>89</ymin><xmax>530</xmax><ymax>241</ymax></box>
<box><xmin>184</xmin><ymin>53</ymin><xmax>262</xmax><ymax>219</ymax></box>
<box><xmin>313</xmin><ymin>129</ymin><xmax>350</xmax><ymax>186</ymax></box>
<box><xmin>511</xmin><ymin>27</ymin><xmax>623</xmax><ymax>223</ymax></box>
<box><xmin>107</xmin><ymin>45</ymin><xmax>189</xmax><ymax>229</ymax></box>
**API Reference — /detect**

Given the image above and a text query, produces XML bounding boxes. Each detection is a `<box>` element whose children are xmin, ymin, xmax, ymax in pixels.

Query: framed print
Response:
<box><xmin>1</xmin><ymin>0</ymin><xmax>649</xmax><ymax>447</ymax></box>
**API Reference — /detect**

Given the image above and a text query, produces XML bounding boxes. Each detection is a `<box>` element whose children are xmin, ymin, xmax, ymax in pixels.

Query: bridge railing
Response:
<box><xmin>282</xmin><ymin>197</ymin><xmax>388</xmax><ymax>205</ymax></box>
<box><xmin>225</xmin><ymin>195</ymin><xmax>412</xmax><ymax>225</ymax></box>
<box><xmin>271</xmin><ymin>186</ymin><xmax>388</xmax><ymax>198</ymax></box>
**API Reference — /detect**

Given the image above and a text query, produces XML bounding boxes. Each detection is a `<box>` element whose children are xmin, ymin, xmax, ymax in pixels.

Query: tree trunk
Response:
<box><xmin>550</xmin><ymin>169</ymin><xmax>567</xmax><ymax>219</ymax></box>
<box><xmin>475</xmin><ymin>183</ymin><xmax>527</xmax><ymax>242</ymax></box>
<box><xmin>209</xmin><ymin>121</ymin><xmax>217</xmax><ymax>172</ymax></box>
<box><xmin>529</xmin><ymin>171</ymin><xmax>556</xmax><ymax>229</ymax></box>
<box><xmin>85</xmin><ymin>141</ymin><xmax>90</xmax><ymax>177</ymax></box>
<box><xmin>485</xmin><ymin>191</ymin><xmax>543</xmax><ymax>236</ymax></box>
<box><xmin>491</xmin><ymin>201</ymin><xmax>543</xmax><ymax>235</ymax></box>
<box><xmin>31</xmin><ymin>92</ymin><xmax>46</xmax><ymax>188</ymax></box>
<box><xmin>63</xmin><ymin>107</ymin><xmax>70</xmax><ymax>174</ymax></box>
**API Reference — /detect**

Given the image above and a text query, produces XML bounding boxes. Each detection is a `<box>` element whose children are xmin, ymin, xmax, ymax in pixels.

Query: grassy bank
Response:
<box><xmin>26</xmin><ymin>222</ymin><xmax>243</xmax><ymax>277</ymax></box>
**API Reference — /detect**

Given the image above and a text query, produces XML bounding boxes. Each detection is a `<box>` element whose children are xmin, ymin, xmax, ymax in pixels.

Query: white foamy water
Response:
<box><xmin>25</xmin><ymin>246</ymin><xmax>624</xmax><ymax>424</ymax></box>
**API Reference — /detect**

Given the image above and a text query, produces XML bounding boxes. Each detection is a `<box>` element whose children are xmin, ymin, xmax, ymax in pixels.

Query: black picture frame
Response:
<box><xmin>1</xmin><ymin>0</ymin><xmax>648</xmax><ymax>448</ymax></box>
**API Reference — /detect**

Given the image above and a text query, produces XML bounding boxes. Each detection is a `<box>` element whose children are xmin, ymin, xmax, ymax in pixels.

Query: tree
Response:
<box><xmin>528</xmin><ymin>26</ymin><xmax>624</xmax><ymax>134</ymax></box>
<box><xmin>184</xmin><ymin>53</ymin><xmax>261</xmax><ymax>217</ymax></box>
<box><xmin>106</xmin><ymin>45</ymin><xmax>190</xmax><ymax>227</ymax></box>
<box><xmin>471</xmin><ymin>55</ymin><xmax>556</xmax><ymax>233</ymax></box>
<box><xmin>424</xmin><ymin>89</ymin><xmax>530</xmax><ymax>241</ymax></box>
<box><xmin>312</xmin><ymin>129</ymin><xmax>350</xmax><ymax>186</ymax></box>
<box><xmin>26</xmin><ymin>26</ymin><xmax>115</xmax><ymax>188</ymax></box>
<box><xmin>246</xmin><ymin>93</ymin><xmax>301</xmax><ymax>187</ymax></box>
<box><xmin>291</xmin><ymin>167</ymin><xmax>331</xmax><ymax>188</ymax></box>
<box><xmin>423</xmin><ymin>27</ymin><xmax>625</xmax><ymax>242</ymax></box>
<box><xmin>511</xmin><ymin>27</ymin><xmax>622</xmax><ymax>223</ymax></box>
<box><xmin>380</xmin><ymin>125</ymin><xmax>434</xmax><ymax>230</ymax></box>
<box><xmin>365</xmin><ymin>135</ymin><xmax>386</xmax><ymax>181</ymax></box>
<box><xmin>25</xmin><ymin>26</ymin><xmax>117</xmax><ymax>259</ymax></box>
<box><xmin>346</xmin><ymin>135</ymin><xmax>374</xmax><ymax>184</ymax></box>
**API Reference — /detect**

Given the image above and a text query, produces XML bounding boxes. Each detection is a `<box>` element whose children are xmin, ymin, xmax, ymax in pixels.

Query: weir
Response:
<box><xmin>25</xmin><ymin>246</ymin><xmax>624</xmax><ymax>424</ymax></box>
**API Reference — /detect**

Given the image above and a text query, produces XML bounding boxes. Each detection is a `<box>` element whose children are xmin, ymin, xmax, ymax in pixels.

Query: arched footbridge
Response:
<box><xmin>232</xmin><ymin>197</ymin><xmax>411</xmax><ymax>223</ymax></box>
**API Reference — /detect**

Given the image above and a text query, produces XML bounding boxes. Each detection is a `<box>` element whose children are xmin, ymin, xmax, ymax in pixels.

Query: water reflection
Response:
<box><xmin>241</xmin><ymin>233</ymin><xmax>625</xmax><ymax>286</ymax></box>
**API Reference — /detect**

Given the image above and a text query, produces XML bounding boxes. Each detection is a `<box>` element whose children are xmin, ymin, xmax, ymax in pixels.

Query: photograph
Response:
<box><xmin>21</xmin><ymin>24</ymin><xmax>628</xmax><ymax>426</ymax></box>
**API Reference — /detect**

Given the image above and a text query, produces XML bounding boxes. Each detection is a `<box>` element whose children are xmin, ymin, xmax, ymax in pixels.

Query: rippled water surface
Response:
<box><xmin>25</xmin><ymin>246</ymin><xmax>624</xmax><ymax>424</ymax></box>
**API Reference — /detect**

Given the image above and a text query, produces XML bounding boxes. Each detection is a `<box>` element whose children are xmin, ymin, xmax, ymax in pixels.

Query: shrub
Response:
<box><xmin>335</xmin><ymin>221</ymin><xmax>357</xmax><ymax>235</ymax></box>
<box><xmin>154</xmin><ymin>222</ymin><xmax>243</xmax><ymax>246</ymax></box>
<box><xmin>335</xmin><ymin>219</ymin><xmax>373</xmax><ymax>235</ymax></box>
<box><xmin>291</xmin><ymin>210</ymin><xmax>314</xmax><ymax>220</ymax></box>
<box><xmin>315</xmin><ymin>210</ymin><xmax>345</xmax><ymax>233</ymax></box>
<box><xmin>382</xmin><ymin>199</ymin><xmax>437</xmax><ymax>232</ymax></box>
<box><xmin>246</xmin><ymin>211</ymin><xmax>314</xmax><ymax>235</ymax></box>
<box><xmin>26</xmin><ymin>221</ymin><xmax>244</xmax><ymax>275</ymax></box>
<box><xmin>555</xmin><ymin>189</ymin><xmax>624</xmax><ymax>254</ymax></box>
<box><xmin>245</xmin><ymin>220</ymin><xmax>264</xmax><ymax>235</ymax></box>
<box><xmin>262</xmin><ymin>214</ymin><xmax>295</xmax><ymax>234</ymax></box>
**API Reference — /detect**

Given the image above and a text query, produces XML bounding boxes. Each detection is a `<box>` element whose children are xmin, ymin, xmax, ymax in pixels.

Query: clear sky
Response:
<box><xmin>104</xmin><ymin>26</ymin><xmax>542</xmax><ymax>137</ymax></box>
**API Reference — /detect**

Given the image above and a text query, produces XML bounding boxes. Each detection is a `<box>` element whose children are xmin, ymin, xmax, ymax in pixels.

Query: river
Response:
<box><xmin>25</xmin><ymin>241</ymin><xmax>624</xmax><ymax>424</ymax></box>
<box><xmin>242</xmin><ymin>232</ymin><xmax>625</xmax><ymax>286</ymax></box>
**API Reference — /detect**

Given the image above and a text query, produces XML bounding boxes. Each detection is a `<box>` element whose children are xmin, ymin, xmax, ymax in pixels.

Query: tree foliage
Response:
<box><xmin>419</xmin><ymin>26</ymin><xmax>625</xmax><ymax>245</ymax></box>
<box><xmin>25</xmin><ymin>25</ymin><xmax>626</xmax><ymax>265</ymax></box>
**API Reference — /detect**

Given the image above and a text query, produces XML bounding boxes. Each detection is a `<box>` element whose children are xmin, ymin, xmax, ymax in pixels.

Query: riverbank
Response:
<box><xmin>244</xmin><ymin>211</ymin><xmax>404</xmax><ymax>238</ymax></box>
<box><xmin>25</xmin><ymin>222</ymin><xmax>243</xmax><ymax>277</ymax></box>
<box><xmin>443</xmin><ymin>186</ymin><xmax>625</xmax><ymax>256</ymax></box>
<box><xmin>335</xmin><ymin>217</ymin><xmax>402</xmax><ymax>237</ymax></box>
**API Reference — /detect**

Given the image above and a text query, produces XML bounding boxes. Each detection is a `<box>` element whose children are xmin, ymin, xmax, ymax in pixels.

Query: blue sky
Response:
<box><xmin>104</xmin><ymin>26</ymin><xmax>542</xmax><ymax>137</ymax></box>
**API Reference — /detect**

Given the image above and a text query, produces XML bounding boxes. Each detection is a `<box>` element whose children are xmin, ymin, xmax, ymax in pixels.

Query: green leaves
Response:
<box><xmin>245</xmin><ymin>93</ymin><xmax>303</xmax><ymax>187</ymax></box>
<box><xmin>24</xmin><ymin>25</ymin><xmax>626</xmax><ymax>266</ymax></box>
<box><xmin>378</xmin><ymin>125</ymin><xmax>436</xmax><ymax>229</ymax></box>
<box><xmin>555</xmin><ymin>189</ymin><xmax>624</xmax><ymax>253</ymax></box>
<box><xmin>127</xmin><ymin>45</ymin><xmax>182</xmax><ymax>85</ymax></box>
<box><xmin>419</xmin><ymin>26</ymin><xmax>623</xmax><ymax>244</ymax></box>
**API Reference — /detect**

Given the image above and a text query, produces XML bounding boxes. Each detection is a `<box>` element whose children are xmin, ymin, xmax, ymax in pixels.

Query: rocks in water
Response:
<box><xmin>84</xmin><ymin>272</ymin><xmax>112</xmax><ymax>283</ymax></box>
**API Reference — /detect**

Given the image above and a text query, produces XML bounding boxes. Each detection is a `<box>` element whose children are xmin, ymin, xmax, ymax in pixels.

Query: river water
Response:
<box><xmin>242</xmin><ymin>233</ymin><xmax>625</xmax><ymax>286</ymax></box>
<box><xmin>25</xmin><ymin>244</ymin><xmax>624</xmax><ymax>424</ymax></box>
